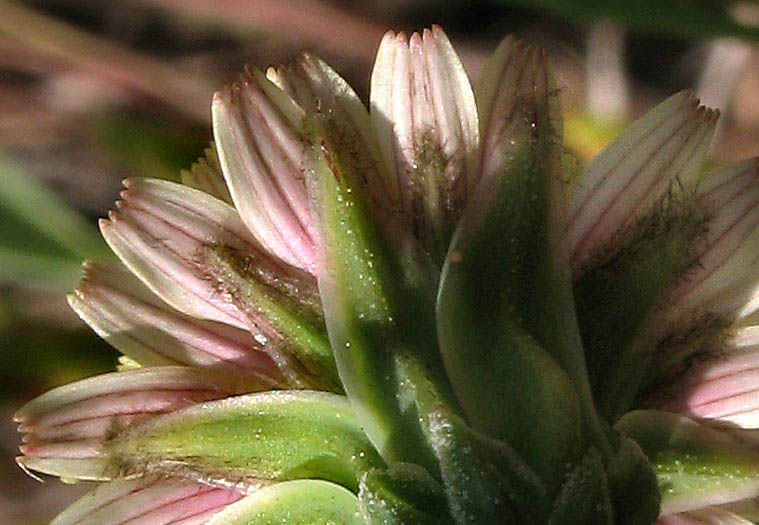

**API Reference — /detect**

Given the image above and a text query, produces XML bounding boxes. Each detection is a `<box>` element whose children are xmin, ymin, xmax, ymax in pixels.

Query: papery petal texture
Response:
<box><xmin>268</xmin><ymin>52</ymin><xmax>403</xmax><ymax>245</ymax></box>
<box><xmin>180</xmin><ymin>144</ymin><xmax>233</xmax><ymax>205</ymax></box>
<box><xmin>642</xmin><ymin>158</ymin><xmax>759</xmax><ymax>388</ymax></box>
<box><xmin>100</xmin><ymin>178</ymin><xmax>259</xmax><ymax>329</ymax></box>
<box><xmin>647</xmin><ymin>326</ymin><xmax>759</xmax><ymax>429</ymax></box>
<box><xmin>665</xmin><ymin>159</ymin><xmax>759</xmax><ymax>324</ymax></box>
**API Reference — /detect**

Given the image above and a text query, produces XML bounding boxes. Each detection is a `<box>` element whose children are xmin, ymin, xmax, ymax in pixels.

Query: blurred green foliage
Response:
<box><xmin>0</xmin><ymin>295</ymin><xmax>116</xmax><ymax>394</ymax></box>
<box><xmin>501</xmin><ymin>0</ymin><xmax>759</xmax><ymax>40</ymax></box>
<box><xmin>0</xmin><ymin>156</ymin><xmax>111</xmax><ymax>291</ymax></box>
<box><xmin>93</xmin><ymin>113</ymin><xmax>209</xmax><ymax>183</ymax></box>
<box><xmin>0</xmin><ymin>157</ymin><xmax>118</xmax><ymax>393</ymax></box>
<box><xmin>0</xmin><ymin>110</ymin><xmax>208</xmax><ymax>395</ymax></box>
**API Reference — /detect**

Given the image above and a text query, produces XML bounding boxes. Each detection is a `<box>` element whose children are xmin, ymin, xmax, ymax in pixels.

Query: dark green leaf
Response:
<box><xmin>499</xmin><ymin>0</ymin><xmax>759</xmax><ymax>41</ymax></box>
<box><xmin>549</xmin><ymin>448</ymin><xmax>612</xmax><ymax>525</ymax></box>
<box><xmin>358</xmin><ymin>463</ymin><xmax>450</xmax><ymax>524</ymax></box>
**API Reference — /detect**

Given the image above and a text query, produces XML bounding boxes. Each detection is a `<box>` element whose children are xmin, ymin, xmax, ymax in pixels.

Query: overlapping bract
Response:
<box><xmin>16</xmin><ymin>25</ymin><xmax>759</xmax><ymax>524</ymax></box>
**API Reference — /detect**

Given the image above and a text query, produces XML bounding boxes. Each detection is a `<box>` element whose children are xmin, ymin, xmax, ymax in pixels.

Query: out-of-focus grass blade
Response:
<box><xmin>0</xmin><ymin>249</ymin><xmax>82</xmax><ymax>291</ymax></box>
<box><xmin>500</xmin><ymin>0</ymin><xmax>759</xmax><ymax>41</ymax></box>
<box><xmin>0</xmin><ymin>155</ymin><xmax>110</xmax><ymax>290</ymax></box>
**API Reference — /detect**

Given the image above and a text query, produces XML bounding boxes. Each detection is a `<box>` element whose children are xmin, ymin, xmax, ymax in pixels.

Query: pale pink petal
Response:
<box><xmin>102</xmin><ymin>179</ymin><xmax>332</xmax><ymax>391</ymax></box>
<box><xmin>267</xmin><ymin>53</ymin><xmax>403</xmax><ymax>242</ymax></box>
<box><xmin>664</xmin><ymin>159</ymin><xmax>759</xmax><ymax>325</ymax></box>
<box><xmin>50</xmin><ymin>477</ymin><xmax>245</xmax><ymax>525</ymax></box>
<box><xmin>567</xmin><ymin>91</ymin><xmax>718</xmax><ymax>273</ymax></box>
<box><xmin>15</xmin><ymin>367</ymin><xmax>249</xmax><ymax>480</ymax></box>
<box><xmin>100</xmin><ymin>178</ymin><xmax>263</xmax><ymax>329</ymax></box>
<box><xmin>648</xmin><ymin>327</ymin><xmax>759</xmax><ymax>428</ymax></box>
<box><xmin>212</xmin><ymin>67</ymin><xmax>316</xmax><ymax>273</ymax></box>
<box><xmin>68</xmin><ymin>261</ymin><xmax>281</xmax><ymax>383</ymax></box>
<box><xmin>102</xmin><ymin>177</ymin><xmax>318</xmax><ymax>337</ymax></box>
<box><xmin>370</xmin><ymin>26</ymin><xmax>479</xmax><ymax>259</ymax></box>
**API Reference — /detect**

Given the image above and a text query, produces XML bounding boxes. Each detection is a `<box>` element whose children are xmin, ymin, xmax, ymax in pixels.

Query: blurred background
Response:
<box><xmin>0</xmin><ymin>0</ymin><xmax>757</xmax><ymax>522</ymax></box>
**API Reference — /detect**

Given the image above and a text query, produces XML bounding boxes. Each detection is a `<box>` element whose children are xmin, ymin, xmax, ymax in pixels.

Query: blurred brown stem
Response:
<box><xmin>138</xmin><ymin>0</ymin><xmax>388</xmax><ymax>65</ymax></box>
<box><xmin>0</xmin><ymin>0</ymin><xmax>213</xmax><ymax>122</ymax></box>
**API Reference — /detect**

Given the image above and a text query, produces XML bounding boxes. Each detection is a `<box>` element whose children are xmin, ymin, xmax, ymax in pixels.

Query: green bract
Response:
<box><xmin>16</xmin><ymin>25</ymin><xmax>759</xmax><ymax>524</ymax></box>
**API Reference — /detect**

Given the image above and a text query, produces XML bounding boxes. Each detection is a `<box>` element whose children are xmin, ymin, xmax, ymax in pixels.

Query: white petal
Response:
<box><xmin>16</xmin><ymin>367</ymin><xmax>249</xmax><ymax>481</ymax></box>
<box><xmin>647</xmin><ymin>332</ymin><xmax>759</xmax><ymax>428</ymax></box>
<box><xmin>665</xmin><ymin>159</ymin><xmax>759</xmax><ymax>323</ymax></box>
<box><xmin>370</xmin><ymin>26</ymin><xmax>479</xmax><ymax>258</ymax></box>
<box><xmin>270</xmin><ymin>53</ymin><xmax>403</xmax><ymax>239</ymax></box>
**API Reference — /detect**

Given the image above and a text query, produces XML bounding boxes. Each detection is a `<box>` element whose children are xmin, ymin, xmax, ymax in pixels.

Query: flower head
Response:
<box><xmin>16</xmin><ymin>25</ymin><xmax>759</xmax><ymax>524</ymax></box>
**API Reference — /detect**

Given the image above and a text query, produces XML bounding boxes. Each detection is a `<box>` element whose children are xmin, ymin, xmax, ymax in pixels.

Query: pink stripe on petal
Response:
<box><xmin>21</xmin><ymin>440</ymin><xmax>103</xmax><ymax>459</ymax></box>
<box><xmin>50</xmin><ymin>478</ymin><xmax>244</xmax><ymax>525</ymax></box>
<box><xmin>567</xmin><ymin>92</ymin><xmax>717</xmax><ymax>272</ymax></box>
<box><xmin>212</xmin><ymin>70</ymin><xmax>315</xmax><ymax>274</ymax></box>
<box><xmin>282</xmin><ymin>52</ymin><xmax>403</xmax><ymax>241</ymax></box>
<box><xmin>572</xmin><ymin>102</ymin><xmax>714</xmax><ymax>266</ymax></box>
<box><xmin>70</xmin><ymin>261</ymin><xmax>280</xmax><ymax>381</ymax></box>
<box><xmin>23</xmin><ymin>415</ymin><xmax>143</xmax><ymax>442</ymax></box>
<box><xmin>370</xmin><ymin>26</ymin><xmax>479</xmax><ymax>260</ymax></box>
<box><xmin>16</xmin><ymin>368</ymin><xmax>251</xmax><ymax>480</ymax></box>
<box><xmin>25</xmin><ymin>389</ymin><xmax>221</xmax><ymax>430</ymax></box>
<box><xmin>101</xmin><ymin>210</ymin><xmax>249</xmax><ymax>330</ymax></box>
<box><xmin>648</xmin><ymin>344</ymin><xmax>759</xmax><ymax>428</ymax></box>
<box><xmin>239</xmin><ymin>72</ymin><xmax>314</xmax><ymax>239</ymax></box>
<box><xmin>664</xmin><ymin>160</ymin><xmax>759</xmax><ymax>320</ymax></box>
<box><xmin>120</xmin><ymin>485</ymin><xmax>242</xmax><ymax>525</ymax></box>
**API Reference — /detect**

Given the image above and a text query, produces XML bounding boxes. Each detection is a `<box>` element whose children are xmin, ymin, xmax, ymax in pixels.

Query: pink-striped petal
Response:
<box><xmin>648</xmin><ymin>327</ymin><xmax>759</xmax><ymax>428</ymax></box>
<box><xmin>101</xmin><ymin>178</ymin><xmax>334</xmax><ymax>391</ymax></box>
<box><xmin>567</xmin><ymin>91</ymin><xmax>718</xmax><ymax>273</ymax></box>
<box><xmin>212</xmin><ymin>67</ymin><xmax>315</xmax><ymax>274</ymax></box>
<box><xmin>100</xmin><ymin>178</ymin><xmax>262</xmax><ymax>329</ymax></box>
<box><xmin>370</xmin><ymin>26</ymin><xmax>479</xmax><ymax>260</ymax></box>
<box><xmin>267</xmin><ymin>53</ymin><xmax>403</xmax><ymax>246</ymax></box>
<box><xmin>68</xmin><ymin>261</ymin><xmax>281</xmax><ymax>383</ymax></box>
<box><xmin>664</xmin><ymin>159</ymin><xmax>759</xmax><ymax>324</ymax></box>
<box><xmin>15</xmin><ymin>367</ymin><xmax>249</xmax><ymax>480</ymax></box>
<box><xmin>50</xmin><ymin>477</ymin><xmax>246</xmax><ymax>525</ymax></box>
